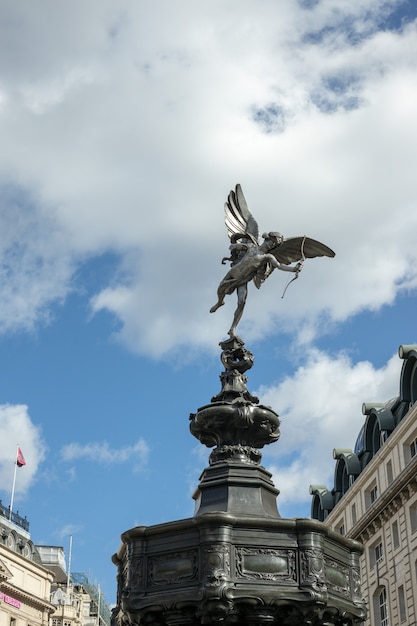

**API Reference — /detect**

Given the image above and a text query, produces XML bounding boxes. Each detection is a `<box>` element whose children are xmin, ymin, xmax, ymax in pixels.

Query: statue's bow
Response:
<box><xmin>281</xmin><ymin>235</ymin><xmax>306</xmax><ymax>299</ymax></box>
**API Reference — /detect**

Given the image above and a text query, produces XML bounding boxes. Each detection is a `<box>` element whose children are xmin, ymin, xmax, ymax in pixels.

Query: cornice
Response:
<box><xmin>0</xmin><ymin>582</ymin><xmax>55</xmax><ymax>613</ymax></box>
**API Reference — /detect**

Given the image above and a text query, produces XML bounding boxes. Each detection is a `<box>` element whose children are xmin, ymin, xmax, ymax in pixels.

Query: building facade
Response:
<box><xmin>0</xmin><ymin>510</ymin><xmax>54</xmax><ymax>626</ymax></box>
<box><xmin>36</xmin><ymin>547</ymin><xmax>110</xmax><ymax>626</ymax></box>
<box><xmin>310</xmin><ymin>344</ymin><xmax>417</xmax><ymax>626</ymax></box>
<box><xmin>0</xmin><ymin>509</ymin><xmax>110</xmax><ymax>626</ymax></box>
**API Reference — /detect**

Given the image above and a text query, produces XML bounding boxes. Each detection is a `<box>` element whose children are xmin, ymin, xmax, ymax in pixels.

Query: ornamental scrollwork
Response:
<box><xmin>128</xmin><ymin>556</ymin><xmax>143</xmax><ymax>589</ymax></box>
<box><xmin>351</xmin><ymin>566</ymin><xmax>363</xmax><ymax>604</ymax></box>
<box><xmin>201</xmin><ymin>543</ymin><xmax>230</xmax><ymax>588</ymax></box>
<box><xmin>300</xmin><ymin>549</ymin><xmax>326</xmax><ymax>592</ymax></box>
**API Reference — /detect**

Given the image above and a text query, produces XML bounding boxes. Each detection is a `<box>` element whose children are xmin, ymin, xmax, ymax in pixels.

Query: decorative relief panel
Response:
<box><xmin>235</xmin><ymin>547</ymin><xmax>296</xmax><ymax>582</ymax></box>
<box><xmin>324</xmin><ymin>556</ymin><xmax>350</xmax><ymax>598</ymax></box>
<box><xmin>201</xmin><ymin>543</ymin><xmax>231</xmax><ymax>587</ymax></box>
<box><xmin>128</xmin><ymin>556</ymin><xmax>144</xmax><ymax>589</ymax></box>
<box><xmin>148</xmin><ymin>550</ymin><xmax>198</xmax><ymax>586</ymax></box>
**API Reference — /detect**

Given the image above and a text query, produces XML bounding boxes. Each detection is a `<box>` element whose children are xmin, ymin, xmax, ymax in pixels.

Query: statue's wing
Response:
<box><xmin>270</xmin><ymin>236</ymin><xmax>335</xmax><ymax>265</ymax></box>
<box><xmin>224</xmin><ymin>184</ymin><xmax>259</xmax><ymax>242</ymax></box>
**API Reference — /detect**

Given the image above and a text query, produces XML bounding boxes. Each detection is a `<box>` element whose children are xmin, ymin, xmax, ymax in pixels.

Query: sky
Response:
<box><xmin>1</xmin><ymin>0</ymin><xmax>417</xmax><ymax>606</ymax></box>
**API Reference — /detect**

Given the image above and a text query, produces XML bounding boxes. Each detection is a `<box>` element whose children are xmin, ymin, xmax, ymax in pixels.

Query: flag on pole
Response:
<box><xmin>9</xmin><ymin>446</ymin><xmax>26</xmax><ymax>521</ymax></box>
<box><xmin>16</xmin><ymin>448</ymin><xmax>26</xmax><ymax>467</ymax></box>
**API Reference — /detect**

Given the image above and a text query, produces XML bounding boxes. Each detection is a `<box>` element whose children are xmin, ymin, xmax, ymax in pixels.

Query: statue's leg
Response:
<box><xmin>228</xmin><ymin>284</ymin><xmax>247</xmax><ymax>336</ymax></box>
<box><xmin>210</xmin><ymin>276</ymin><xmax>238</xmax><ymax>313</ymax></box>
<box><xmin>210</xmin><ymin>300</ymin><xmax>224</xmax><ymax>313</ymax></box>
<box><xmin>210</xmin><ymin>284</ymin><xmax>226</xmax><ymax>313</ymax></box>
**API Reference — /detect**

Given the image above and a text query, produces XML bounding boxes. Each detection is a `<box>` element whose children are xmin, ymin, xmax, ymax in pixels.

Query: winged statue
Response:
<box><xmin>210</xmin><ymin>184</ymin><xmax>335</xmax><ymax>337</ymax></box>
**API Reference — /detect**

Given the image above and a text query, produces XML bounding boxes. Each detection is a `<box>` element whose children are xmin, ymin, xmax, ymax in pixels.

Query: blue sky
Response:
<box><xmin>1</xmin><ymin>0</ymin><xmax>417</xmax><ymax>606</ymax></box>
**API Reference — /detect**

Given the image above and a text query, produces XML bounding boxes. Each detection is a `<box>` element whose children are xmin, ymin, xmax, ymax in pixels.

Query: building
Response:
<box><xmin>36</xmin><ymin>547</ymin><xmax>111</xmax><ymax>626</ymax></box>
<box><xmin>0</xmin><ymin>506</ymin><xmax>110</xmax><ymax>626</ymax></box>
<box><xmin>0</xmin><ymin>505</ymin><xmax>55</xmax><ymax>626</ymax></box>
<box><xmin>310</xmin><ymin>344</ymin><xmax>417</xmax><ymax>626</ymax></box>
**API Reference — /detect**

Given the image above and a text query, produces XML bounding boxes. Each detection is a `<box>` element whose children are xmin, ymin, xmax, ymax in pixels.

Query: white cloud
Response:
<box><xmin>0</xmin><ymin>404</ymin><xmax>47</xmax><ymax>500</ymax></box>
<box><xmin>258</xmin><ymin>349</ymin><xmax>401</xmax><ymax>507</ymax></box>
<box><xmin>55</xmin><ymin>523</ymin><xmax>83</xmax><ymax>539</ymax></box>
<box><xmin>60</xmin><ymin>438</ymin><xmax>149</xmax><ymax>472</ymax></box>
<box><xmin>0</xmin><ymin>185</ymin><xmax>77</xmax><ymax>333</ymax></box>
<box><xmin>0</xmin><ymin>2</ymin><xmax>416</xmax><ymax>356</ymax></box>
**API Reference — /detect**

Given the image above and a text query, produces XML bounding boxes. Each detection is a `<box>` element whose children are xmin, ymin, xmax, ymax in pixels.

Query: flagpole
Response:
<box><xmin>66</xmin><ymin>535</ymin><xmax>73</xmax><ymax>603</ymax></box>
<box><xmin>9</xmin><ymin>445</ymin><xmax>19</xmax><ymax>521</ymax></box>
<box><xmin>97</xmin><ymin>584</ymin><xmax>101</xmax><ymax>626</ymax></box>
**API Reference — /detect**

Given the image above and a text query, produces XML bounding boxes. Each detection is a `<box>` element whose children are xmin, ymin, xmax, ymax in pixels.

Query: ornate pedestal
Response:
<box><xmin>112</xmin><ymin>338</ymin><xmax>366</xmax><ymax>626</ymax></box>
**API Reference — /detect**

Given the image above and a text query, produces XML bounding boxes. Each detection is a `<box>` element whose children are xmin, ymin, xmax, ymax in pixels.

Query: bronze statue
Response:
<box><xmin>210</xmin><ymin>184</ymin><xmax>335</xmax><ymax>337</ymax></box>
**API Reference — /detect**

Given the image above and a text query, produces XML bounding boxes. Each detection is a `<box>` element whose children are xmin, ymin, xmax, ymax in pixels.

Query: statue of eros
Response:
<box><xmin>210</xmin><ymin>184</ymin><xmax>335</xmax><ymax>338</ymax></box>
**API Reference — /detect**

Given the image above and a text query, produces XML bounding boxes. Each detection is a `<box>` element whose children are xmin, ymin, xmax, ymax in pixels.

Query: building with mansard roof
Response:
<box><xmin>310</xmin><ymin>344</ymin><xmax>417</xmax><ymax>626</ymax></box>
<box><xmin>0</xmin><ymin>505</ymin><xmax>110</xmax><ymax>626</ymax></box>
<box><xmin>0</xmin><ymin>505</ymin><xmax>55</xmax><ymax>626</ymax></box>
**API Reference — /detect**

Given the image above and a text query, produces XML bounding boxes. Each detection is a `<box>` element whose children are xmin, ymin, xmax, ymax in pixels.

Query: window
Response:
<box><xmin>398</xmin><ymin>585</ymin><xmax>406</xmax><ymax>622</ymax></box>
<box><xmin>404</xmin><ymin>434</ymin><xmax>417</xmax><ymax>464</ymax></box>
<box><xmin>379</xmin><ymin>587</ymin><xmax>389</xmax><ymax>626</ymax></box>
<box><xmin>386</xmin><ymin>460</ymin><xmax>393</xmax><ymax>485</ymax></box>
<box><xmin>410</xmin><ymin>502</ymin><xmax>417</xmax><ymax>534</ymax></box>
<box><xmin>375</xmin><ymin>542</ymin><xmax>384</xmax><ymax>563</ymax></box>
<box><xmin>10</xmin><ymin>619</ymin><xmax>16</xmax><ymax>626</ymax></box>
<box><xmin>380</xmin><ymin>431</ymin><xmax>389</xmax><ymax>446</ymax></box>
<box><xmin>365</xmin><ymin>481</ymin><xmax>379</xmax><ymax>509</ymax></box>
<box><xmin>392</xmin><ymin>520</ymin><xmax>399</xmax><ymax>549</ymax></box>
<box><xmin>335</xmin><ymin>518</ymin><xmax>345</xmax><ymax>535</ymax></box>
<box><xmin>369</xmin><ymin>540</ymin><xmax>384</xmax><ymax>568</ymax></box>
<box><xmin>352</xmin><ymin>503</ymin><xmax>357</xmax><ymax>525</ymax></box>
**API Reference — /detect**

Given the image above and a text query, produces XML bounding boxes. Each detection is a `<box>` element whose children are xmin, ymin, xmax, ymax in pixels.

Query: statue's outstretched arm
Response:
<box><xmin>267</xmin><ymin>255</ymin><xmax>302</xmax><ymax>273</ymax></box>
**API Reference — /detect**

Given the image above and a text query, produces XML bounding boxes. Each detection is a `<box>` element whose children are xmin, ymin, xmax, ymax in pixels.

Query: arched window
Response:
<box><xmin>371</xmin><ymin>415</ymin><xmax>381</xmax><ymax>456</ymax></box>
<box><xmin>373</xmin><ymin>587</ymin><xmax>389</xmax><ymax>626</ymax></box>
<box><xmin>309</xmin><ymin>485</ymin><xmax>334</xmax><ymax>521</ymax></box>
<box><xmin>333</xmin><ymin>451</ymin><xmax>361</xmax><ymax>497</ymax></box>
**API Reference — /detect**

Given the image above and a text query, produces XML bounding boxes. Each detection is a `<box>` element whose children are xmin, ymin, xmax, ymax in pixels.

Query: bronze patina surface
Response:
<box><xmin>112</xmin><ymin>186</ymin><xmax>364</xmax><ymax>626</ymax></box>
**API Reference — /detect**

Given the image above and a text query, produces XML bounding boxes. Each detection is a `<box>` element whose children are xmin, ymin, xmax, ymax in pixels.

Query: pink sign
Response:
<box><xmin>0</xmin><ymin>592</ymin><xmax>21</xmax><ymax>608</ymax></box>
